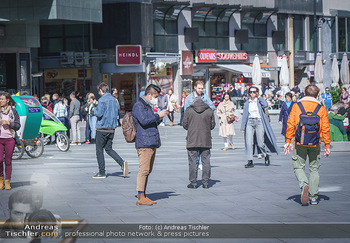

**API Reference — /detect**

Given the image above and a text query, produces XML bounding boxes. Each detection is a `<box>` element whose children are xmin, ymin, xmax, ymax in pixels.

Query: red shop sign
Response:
<box><xmin>196</xmin><ymin>50</ymin><xmax>217</xmax><ymax>63</ymax></box>
<box><xmin>116</xmin><ymin>45</ymin><xmax>142</xmax><ymax>66</ymax></box>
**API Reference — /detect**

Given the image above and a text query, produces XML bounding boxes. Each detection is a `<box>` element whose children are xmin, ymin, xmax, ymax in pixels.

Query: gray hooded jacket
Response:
<box><xmin>183</xmin><ymin>98</ymin><xmax>215</xmax><ymax>149</ymax></box>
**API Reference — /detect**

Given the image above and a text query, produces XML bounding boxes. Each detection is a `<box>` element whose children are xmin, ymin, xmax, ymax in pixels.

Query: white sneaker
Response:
<box><xmin>198</xmin><ymin>164</ymin><xmax>202</xmax><ymax>170</ymax></box>
<box><xmin>159</xmin><ymin>123</ymin><xmax>165</xmax><ymax>127</ymax></box>
<box><xmin>258</xmin><ymin>154</ymin><xmax>263</xmax><ymax>159</ymax></box>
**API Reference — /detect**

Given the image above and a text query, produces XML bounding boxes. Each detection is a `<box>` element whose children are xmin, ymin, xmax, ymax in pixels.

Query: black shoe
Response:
<box><xmin>202</xmin><ymin>184</ymin><xmax>209</xmax><ymax>189</ymax></box>
<box><xmin>92</xmin><ymin>172</ymin><xmax>106</xmax><ymax>179</ymax></box>
<box><xmin>187</xmin><ymin>184</ymin><xmax>197</xmax><ymax>189</ymax></box>
<box><xmin>265</xmin><ymin>154</ymin><xmax>270</xmax><ymax>166</ymax></box>
<box><xmin>90</xmin><ymin>139</ymin><xmax>96</xmax><ymax>144</ymax></box>
<box><xmin>245</xmin><ymin>160</ymin><xmax>254</xmax><ymax>168</ymax></box>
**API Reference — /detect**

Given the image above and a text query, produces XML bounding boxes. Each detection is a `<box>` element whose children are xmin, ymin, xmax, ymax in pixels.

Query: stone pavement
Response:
<box><xmin>1</xmin><ymin>114</ymin><xmax>350</xmax><ymax>242</ymax></box>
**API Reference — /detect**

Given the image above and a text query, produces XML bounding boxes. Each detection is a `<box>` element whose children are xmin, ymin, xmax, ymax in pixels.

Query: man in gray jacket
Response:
<box><xmin>69</xmin><ymin>92</ymin><xmax>81</xmax><ymax>145</ymax></box>
<box><xmin>183</xmin><ymin>97</ymin><xmax>215</xmax><ymax>189</ymax></box>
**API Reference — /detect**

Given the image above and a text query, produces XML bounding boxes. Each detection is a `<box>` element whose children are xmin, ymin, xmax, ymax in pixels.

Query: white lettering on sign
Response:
<box><xmin>118</xmin><ymin>53</ymin><xmax>139</xmax><ymax>57</ymax></box>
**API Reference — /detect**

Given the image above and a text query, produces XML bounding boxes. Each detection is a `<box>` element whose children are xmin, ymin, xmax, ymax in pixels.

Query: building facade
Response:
<box><xmin>1</xmin><ymin>0</ymin><xmax>350</xmax><ymax>112</ymax></box>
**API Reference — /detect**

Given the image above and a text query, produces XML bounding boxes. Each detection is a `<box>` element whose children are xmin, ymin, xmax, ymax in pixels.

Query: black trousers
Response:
<box><xmin>96</xmin><ymin>131</ymin><xmax>124</xmax><ymax>174</ymax></box>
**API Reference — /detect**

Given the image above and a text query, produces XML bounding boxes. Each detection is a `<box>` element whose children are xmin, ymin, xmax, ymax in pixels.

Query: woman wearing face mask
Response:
<box><xmin>241</xmin><ymin>86</ymin><xmax>279</xmax><ymax>168</ymax></box>
<box><xmin>0</xmin><ymin>92</ymin><xmax>21</xmax><ymax>190</ymax></box>
<box><xmin>216</xmin><ymin>92</ymin><xmax>236</xmax><ymax>151</ymax></box>
<box><xmin>279</xmin><ymin>92</ymin><xmax>295</xmax><ymax>138</ymax></box>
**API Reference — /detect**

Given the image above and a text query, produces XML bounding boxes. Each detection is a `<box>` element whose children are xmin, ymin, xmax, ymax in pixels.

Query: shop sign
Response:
<box><xmin>196</xmin><ymin>50</ymin><xmax>217</xmax><ymax>63</ymax></box>
<box><xmin>116</xmin><ymin>45</ymin><xmax>142</xmax><ymax>66</ymax></box>
<box><xmin>181</xmin><ymin>51</ymin><xmax>193</xmax><ymax>75</ymax></box>
<box><xmin>196</xmin><ymin>50</ymin><xmax>248</xmax><ymax>63</ymax></box>
<box><xmin>44</xmin><ymin>68</ymin><xmax>92</xmax><ymax>81</ymax></box>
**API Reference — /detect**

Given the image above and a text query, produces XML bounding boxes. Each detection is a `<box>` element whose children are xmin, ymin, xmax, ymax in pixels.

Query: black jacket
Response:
<box><xmin>183</xmin><ymin>98</ymin><xmax>215</xmax><ymax>149</ymax></box>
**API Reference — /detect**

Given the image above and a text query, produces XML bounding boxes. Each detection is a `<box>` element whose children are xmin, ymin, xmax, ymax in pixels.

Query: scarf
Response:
<box><xmin>222</xmin><ymin>99</ymin><xmax>230</xmax><ymax>107</ymax></box>
<box><xmin>0</xmin><ymin>106</ymin><xmax>16</xmax><ymax>136</ymax></box>
<box><xmin>286</xmin><ymin>101</ymin><xmax>292</xmax><ymax>109</ymax></box>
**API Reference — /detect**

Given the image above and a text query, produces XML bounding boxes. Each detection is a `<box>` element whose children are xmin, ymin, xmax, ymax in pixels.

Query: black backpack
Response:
<box><xmin>295</xmin><ymin>102</ymin><xmax>322</xmax><ymax>146</ymax></box>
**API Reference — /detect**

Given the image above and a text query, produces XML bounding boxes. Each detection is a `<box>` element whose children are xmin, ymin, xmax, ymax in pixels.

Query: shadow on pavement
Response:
<box><xmin>287</xmin><ymin>194</ymin><xmax>330</xmax><ymax>205</ymax></box>
<box><xmin>107</xmin><ymin>172</ymin><xmax>129</xmax><ymax>178</ymax></box>
<box><xmin>252</xmin><ymin>162</ymin><xmax>281</xmax><ymax>167</ymax></box>
<box><xmin>10</xmin><ymin>181</ymin><xmax>34</xmax><ymax>189</ymax></box>
<box><xmin>143</xmin><ymin>192</ymin><xmax>179</xmax><ymax>201</ymax></box>
<box><xmin>198</xmin><ymin>179</ymin><xmax>221</xmax><ymax>188</ymax></box>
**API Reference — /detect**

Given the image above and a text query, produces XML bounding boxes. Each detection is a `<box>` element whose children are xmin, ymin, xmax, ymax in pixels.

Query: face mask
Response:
<box><xmin>150</xmin><ymin>97</ymin><xmax>157</xmax><ymax>105</ymax></box>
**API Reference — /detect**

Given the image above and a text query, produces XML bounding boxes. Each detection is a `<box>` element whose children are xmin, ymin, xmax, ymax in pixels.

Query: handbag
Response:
<box><xmin>226</xmin><ymin>114</ymin><xmax>235</xmax><ymax>124</ymax></box>
<box><xmin>224</xmin><ymin>105</ymin><xmax>235</xmax><ymax>124</ymax></box>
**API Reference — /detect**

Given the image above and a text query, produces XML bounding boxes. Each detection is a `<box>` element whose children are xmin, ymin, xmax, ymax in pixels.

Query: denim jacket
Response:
<box><xmin>132</xmin><ymin>97</ymin><xmax>161</xmax><ymax>149</ymax></box>
<box><xmin>184</xmin><ymin>92</ymin><xmax>215</xmax><ymax>111</ymax></box>
<box><xmin>95</xmin><ymin>93</ymin><xmax>119</xmax><ymax>129</ymax></box>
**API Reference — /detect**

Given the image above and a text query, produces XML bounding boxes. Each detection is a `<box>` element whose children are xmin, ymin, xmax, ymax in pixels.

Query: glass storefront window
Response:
<box><xmin>40</xmin><ymin>24</ymin><xmax>90</xmax><ymax>55</ymax></box>
<box><xmin>277</xmin><ymin>14</ymin><xmax>286</xmax><ymax>51</ymax></box>
<box><xmin>294</xmin><ymin>15</ymin><xmax>304</xmax><ymax>51</ymax></box>
<box><xmin>338</xmin><ymin>17</ymin><xmax>346</xmax><ymax>52</ymax></box>
<box><xmin>309</xmin><ymin>17</ymin><xmax>315</xmax><ymax>52</ymax></box>
<box><xmin>242</xmin><ymin>38</ymin><xmax>267</xmax><ymax>52</ymax></box>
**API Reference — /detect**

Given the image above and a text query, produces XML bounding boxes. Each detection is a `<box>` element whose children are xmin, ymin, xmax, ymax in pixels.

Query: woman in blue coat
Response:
<box><xmin>279</xmin><ymin>92</ymin><xmax>295</xmax><ymax>137</ymax></box>
<box><xmin>241</xmin><ymin>86</ymin><xmax>280</xmax><ymax>168</ymax></box>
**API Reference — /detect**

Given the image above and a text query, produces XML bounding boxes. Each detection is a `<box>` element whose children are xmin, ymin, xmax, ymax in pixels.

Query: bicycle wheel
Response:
<box><xmin>12</xmin><ymin>140</ymin><xmax>25</xmax><ymax>160</ymax></box>
<box><xmin>26</xmin><ymin>139</ymin><xmax>44</xmax><ymax>158</ymax></box>
<box><xmin>56</xmin><ymin>133</ymin><xmax>70</xmax><ymax>152</ymax></box>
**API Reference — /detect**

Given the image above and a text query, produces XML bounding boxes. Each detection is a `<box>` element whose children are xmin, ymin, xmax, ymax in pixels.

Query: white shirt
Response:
<box><xmin>248</xmin><ymin>98</ymin><xmax>261</xmax><ymax>118</ymax></box>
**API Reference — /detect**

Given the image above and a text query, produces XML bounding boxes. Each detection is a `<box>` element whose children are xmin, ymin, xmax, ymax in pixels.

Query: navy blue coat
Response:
<box><xmin>278</xmin><ymin>101</ymin><xmax>295</xmax><ymax>136</ymax></box>
<box><xmin>132</xmin><ymin>98</ymin><xmax>161</xmax><ymax>149</ymax></box>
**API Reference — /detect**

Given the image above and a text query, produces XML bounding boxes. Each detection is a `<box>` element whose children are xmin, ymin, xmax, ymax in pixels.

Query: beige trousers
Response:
<box><xmin>136</xmin><ymin>148</ymin><xmax>156</xmax><ymax>192</ymax></box>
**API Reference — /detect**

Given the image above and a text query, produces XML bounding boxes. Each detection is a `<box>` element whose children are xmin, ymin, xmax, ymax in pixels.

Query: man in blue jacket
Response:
<box><xmin>184</xmin><ymin>80</ymin><xmax>215</xmax><ymax>111</ymax></box>
<box><xmin>132</xmin><ymin>84</ymin><xmax>168</xmax><ymax>205</ymax></box>
<box><xmin>92</xmin><ymin>83</ymin><xmax>128</xmax><ymax>179</ymax></box>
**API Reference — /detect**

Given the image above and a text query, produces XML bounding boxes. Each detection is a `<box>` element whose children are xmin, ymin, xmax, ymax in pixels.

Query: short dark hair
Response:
<box><xmin>70</xmin><ymin>92</ymin><xmax>76</xmax><ymax>98</ymax></box>
<box><xmin>285</xmin><ymin>92</ymin><xmax>293</xmax><ymax>99</ymax></box>
<box><xmin>97</xmin><ymin>83</ymin><xmax>109</xmax><ymax>93</ymax></box>
<box><xmin>0</xmin><ymin>92</ymin><xmax>16</xmax><ymax>107</ymax></box>
<box><xmin>305</xmin><ymin>85</ymin><xmax>320</xmax><ymax>98</ymax></box>
<box><xmin>145</xmin><ymin>84</ymin><xmax>161</xmax><ymax>96</ymax></box>
<box><xmin>8</xmin><ymin>190</ymin><xmax>34</xmax><ymax>210</ymax></box>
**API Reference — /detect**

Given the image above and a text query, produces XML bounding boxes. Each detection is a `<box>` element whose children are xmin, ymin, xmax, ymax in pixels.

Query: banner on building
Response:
<box><xmin>196</xmin><ymin>50</ymin><xmax>248</xmax><ymax>63</ymax></box>
<box><xmin>116</xmin><ymin>45</ymin><xmax>142</xmax><ymax>66</ymax></box>
<box><xmin>181</xmin><ymin>51</ymin><xmax>193</xmax><ymax>75</ymax></box>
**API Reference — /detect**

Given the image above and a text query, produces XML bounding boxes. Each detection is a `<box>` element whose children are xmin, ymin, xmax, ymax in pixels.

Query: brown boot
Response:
<box><xmin>5</xmin><ymin>179</ymin><xmax>11</xmax><ymax>190</ymax></box>
<box><xmin>0</xmin><ymin>176</ymin><xmax>4</xmax><ymax>190</ymax></box>
<box><xmin>145</xmin><ymin>195</ymin><xmax>157</xmax><ymax>204</ymax></box>
<box><xmin>230</xmin><ymin>143</ymin><xmax>235</xmax><ymax>150</ymax></box>
<box><xmin>170</xmin><ymin>122</ymin><xmax>173</xmax><ymax>126</ymax></box>
<box><xmin>136</xmin><ymin>193</ymin><xmax>153</xmax><ymax>205</ymax></box>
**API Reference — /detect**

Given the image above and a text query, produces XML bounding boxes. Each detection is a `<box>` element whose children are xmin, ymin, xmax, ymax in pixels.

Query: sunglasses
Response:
<box><xmin>326</xmin><ymin>90</ymin><xmax>330</xmax><ymax>91</ymax></box>
<box><xmin>249</xmin><ymin>91</ymin><xmax>257</xmax><ymax>94</ymax></box>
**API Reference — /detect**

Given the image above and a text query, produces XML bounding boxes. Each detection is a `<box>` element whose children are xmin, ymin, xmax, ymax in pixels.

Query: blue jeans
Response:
<box><xmin>89</xmin><ymin>115</ymin><xmax>97</xmax><ymax>140</ymax></box>
<box><xmin>179</xmin><ymin>108</ymin><xmax>184</xmax><ymax>125</ymax></box>
<box><xmin>158</xmin><ymin>108</ymin><xmax>166</xmax><ymax>124</ymax></box>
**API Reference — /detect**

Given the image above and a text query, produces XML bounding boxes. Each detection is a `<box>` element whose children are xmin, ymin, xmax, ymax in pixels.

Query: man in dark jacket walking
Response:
<box><xmin>183</xmin><ymin>97</ymin><xmax>215</xmax><ymax>189</ymax></box>
<box><xmin>132</xmin><ymin>84</ymin><xmax>168</xmax><ymax>205</ymax></box>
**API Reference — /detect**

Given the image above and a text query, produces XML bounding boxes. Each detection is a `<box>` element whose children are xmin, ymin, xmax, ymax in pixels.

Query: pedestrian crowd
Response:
<box><xmin>2</xmin><ymin>82</ymin><xmax>350</xmax><ymax>209</ymax></box>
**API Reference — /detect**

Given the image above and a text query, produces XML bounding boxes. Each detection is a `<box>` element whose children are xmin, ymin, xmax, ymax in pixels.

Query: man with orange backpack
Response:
<box><xmin>284</xmin><ymin>85</ymin><xmax>331</xmax><ymax>206</ymax></box>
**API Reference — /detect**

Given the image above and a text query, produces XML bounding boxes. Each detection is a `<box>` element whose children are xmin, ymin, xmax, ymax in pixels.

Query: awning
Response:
<box><xmin>217</xmin><ymin>64</ymin><xmax>271</xmax><ymax>78</ymax></box>
<box><xmin>249</xmin><ymin>63</ymin><xmax>280</xmax><ymax>71</ymax></box>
